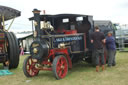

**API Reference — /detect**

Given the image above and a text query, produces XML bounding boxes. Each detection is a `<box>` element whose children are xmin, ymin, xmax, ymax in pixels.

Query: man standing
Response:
<box><xmin>91</xmin><ymin>26</ymin><xmax>105</xmax><ymax>72</ymax></box>
<box><xmin>106</xmin><ymin>32</ymin><xmax>116</xmax><ymax>67</ymax></box>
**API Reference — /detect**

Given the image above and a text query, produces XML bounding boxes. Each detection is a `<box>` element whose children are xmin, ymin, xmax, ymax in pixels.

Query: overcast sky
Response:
<box><xmin>0</xmin><ymin>0</ymin><xmax>128</xmax><ymax>32</ymax></box>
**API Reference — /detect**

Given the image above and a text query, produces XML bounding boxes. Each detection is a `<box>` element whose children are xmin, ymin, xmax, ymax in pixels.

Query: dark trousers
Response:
<box><xmin>107</xmin><ymin>50</ymin><xmax>116</xmax><ymax>66</ymax></box>
<box><xmin>94</xmin><ymin>49</ymin><xmax>105</xmax><ymax>66</ymax></box>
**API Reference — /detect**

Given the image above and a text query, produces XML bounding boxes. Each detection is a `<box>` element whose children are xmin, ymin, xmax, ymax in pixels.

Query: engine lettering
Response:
<box><xmin>54</xmin><ymin>36</ymin><xmax>82</xmax><ymax>42</ymax></box>
<box><xmin>32</xmin><ymin>43</ymin><xmax>39</xmax><ymax>48</ymax></box>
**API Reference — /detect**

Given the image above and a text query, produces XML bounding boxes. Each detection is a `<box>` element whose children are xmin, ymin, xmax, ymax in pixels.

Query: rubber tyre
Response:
<box><xmin>52</xmin><ymin>55</ymin><xmax>68</xmax><ymax>80</ymax></box>
<box><xmin>10</xmin><ymin>32</ymin><xmax>20</xmax><ymax>68</ymax></box>
<box><xmin>23</xmin><ymin>56</ymin><xmax>39</xmax><ymax>77</ymax></box>
<box><xmin>6</xmin><ymin>32</ymin><xmax>20</xmax><ymax>69</ymax></box>
<box><xmin>6</xmin><ymin>32</ymin><xmax>15</xmax><ymax>68</ymax></box>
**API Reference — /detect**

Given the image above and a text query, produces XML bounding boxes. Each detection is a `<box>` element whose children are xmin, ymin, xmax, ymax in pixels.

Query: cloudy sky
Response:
<box><xmin>0</xmin><ymin>0</ymin><xmax>128</xmax><ymax>32</ymax></box>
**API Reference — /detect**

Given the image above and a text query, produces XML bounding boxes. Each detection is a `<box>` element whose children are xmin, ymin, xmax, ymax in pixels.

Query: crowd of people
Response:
<box><xmin>91</xmin><ymin>26</ymin><xmax>116</xmax><ymax>72</ymax></box>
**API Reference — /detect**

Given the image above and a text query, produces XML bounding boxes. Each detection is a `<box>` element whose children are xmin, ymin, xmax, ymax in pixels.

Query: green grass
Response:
<box><xmin>0</xmin><ymin>52</ymin><xmax>128</xmax><ymax>85</ymax></box>
<box><xmin>122</xmin><ymin>47</ymin><xmax>128</xmax><ymax>51</ymax></box>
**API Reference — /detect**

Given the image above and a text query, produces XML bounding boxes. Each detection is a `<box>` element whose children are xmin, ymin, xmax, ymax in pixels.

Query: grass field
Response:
<box><xmin>0</xmin><ymin>52</ymin><xmax>128</xmax><ymax>85</ymax></box>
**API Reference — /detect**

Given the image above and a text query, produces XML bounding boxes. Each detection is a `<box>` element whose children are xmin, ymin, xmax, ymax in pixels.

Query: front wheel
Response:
<box><xmin>23</xmin><ymin>56</ymin><xmax>39</xmax><ymax>77</ymax></box>
<box><xmin>52</xmin><ymin>55</ymin><xmax>68</xmax><ymax>80</ymax></box>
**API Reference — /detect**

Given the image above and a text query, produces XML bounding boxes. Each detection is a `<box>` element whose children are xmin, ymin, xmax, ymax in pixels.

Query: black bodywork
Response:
<box><xmin>29</xmin><ymin>9</ymin><xmax>94</xmax><ymax>62</ymax></box>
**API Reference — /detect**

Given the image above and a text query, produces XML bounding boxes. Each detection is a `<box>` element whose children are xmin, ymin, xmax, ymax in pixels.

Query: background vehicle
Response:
<box><xmin>94</xmin><ymin>20</ymin><xmax>115</xmax><ymax>37</ymax></box>
<box><xmin>115</xmin><ymin>25</ymin><xmax>128</xmax><ymax>50</ymax></box>
<box><xmin>0</xmin><ymin>6</ymin><xmax>20</xmax><ymax>69</ymax></box>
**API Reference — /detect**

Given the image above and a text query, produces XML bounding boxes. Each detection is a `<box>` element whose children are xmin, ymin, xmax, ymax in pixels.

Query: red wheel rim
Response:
<box><xmin>26</xmin><ymin>58</ymin><xmax>39</xmax><ymax>76</ymax></box>
<box><xmin>56</xmin><ymin>57</ymin><xmax>68</xmax><ymax>78</ymax></box>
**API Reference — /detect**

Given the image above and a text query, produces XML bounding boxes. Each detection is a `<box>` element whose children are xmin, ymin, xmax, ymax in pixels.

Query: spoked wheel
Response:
<box><xmin>52</xmin><ymin>55</ymin><xmax>68</xmax><ymax>80</ymax></box>
<box><xmin>23</xmin><ymin>56</ymin><xmax>39</xmax><ymax>77</ymax></box>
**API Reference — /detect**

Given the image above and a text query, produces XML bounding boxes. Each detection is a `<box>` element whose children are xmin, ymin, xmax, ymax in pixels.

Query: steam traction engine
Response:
<box><xmin>23</xmin><ymin>9</ymin><xmax>95</xmax><ymax>79</ymax></box>
<box><xmin>0</xmin><ymin>6</ymin><xmax>20</xmax><ymax>69</ymax></box>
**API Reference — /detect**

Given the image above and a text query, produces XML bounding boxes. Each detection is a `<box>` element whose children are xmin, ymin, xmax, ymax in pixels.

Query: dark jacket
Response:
<box><xmin>91</xmin><ymin>32</ymin><xmax>105</xmax><ymax>49</ymax></box>
<box><xmin>106</xmin><ymin>36</ymin><xmax>116</xmax><ymax>50</ymax></box>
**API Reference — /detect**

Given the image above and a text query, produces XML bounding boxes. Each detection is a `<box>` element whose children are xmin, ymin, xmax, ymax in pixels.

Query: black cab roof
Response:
<box><xmin>29</xmin><ymin>14</ymin><xmax>92</xmax><ymax>21</ymax></box>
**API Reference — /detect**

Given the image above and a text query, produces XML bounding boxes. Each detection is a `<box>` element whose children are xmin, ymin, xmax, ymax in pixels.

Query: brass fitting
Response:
<box><xmin>32</xmin><ymin>59</ymin><xmax>38</xmax><ymax>62</ymax></box>
<box><xmin>58</xmin><ymin>43</ymin><xmax>65</xmax><ymax>48</ymax></box>
<box><xmin>33</xmin><ymin>48</ymin><xmax>38</xmax><ymax>54</ymax></box>
<box><xmin>33</xmin><ymin>31</ymin><xmax>37</xmax><ymax>37</ymax></box>
<box><xmin>34</xmin><ymin>21</ymin><xmax>38</xmax><ymax>26</ymax></box>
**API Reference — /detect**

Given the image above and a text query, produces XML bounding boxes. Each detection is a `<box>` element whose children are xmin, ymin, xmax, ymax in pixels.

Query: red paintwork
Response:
<box><xmin>56</xmin><ymin>28</ymin><xmax>66</xmax><ymax>33</ymax></box>
<box><xmin>42</xmin><ymin>60</ymin><xmax>52</xmax><ymax>66</ymax></box>
<box><xmin>56</xmin><ymin>56</ymin><xmax>68</xmax><ymax>78</ymax></box>
<box><xmin>0</xmin><ymin>44</ymin><xmax>4</xmax><ymax>54</ymax></box>
<box><xmin>43</xmin><ymin>29</ymin><xmax>75</xmax><ymax>70</ymax></box>
<box><xmin>65</xmin><ymin>30</ymin><xmax>77</xmax><ymax>34</ymax></box>
<box><xmin>0</xmin><ymin>44</ymin><xmax>3</xmax><ymax>47</ymax></box>
<box><xmin>56</xmin><ymin>29</ymin><xmax>77</xmax><ymax>35</ymax></box>
<box><xmin>27</xmin><ymin>48</ymin><xmax>72</xmax><ymax>73</ymax></box>
<box><xmin>54</xmin><ymin>48</ymin><xmax>72</xmax><ymax>68</ymax></box>
<box><xmin>26</xmin><ymin>57</ymin><xmax>39</xmax><ymax>76</ymax></box>
<box><xmin>0</xmin><ymin>40</ymin><xmax>5</xmax><ymax>43</ymax></box>
<box><xmin>39</xmin><ymin>59</ymin><xmax>52</xmax><ymax>71</ymax></box>
<box><xmin>47</xmin><ymin>48</ymin><xmax>72</xmax><ymax>69</ymax></box>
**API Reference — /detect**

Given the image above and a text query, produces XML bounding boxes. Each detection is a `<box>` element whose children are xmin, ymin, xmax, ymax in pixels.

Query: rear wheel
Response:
<box><xmin>52</xmin><ymin>55</ymin><xmax>68</xmax><ymax>79</ymax></box>
<box><xmin>23</xmin><ymin>56</ymin><xmax>39</xmax><ymax>77</ymax></box>
<box><xmin>10</xmin><ymin>32</ymin><xmax>20</xmax><ymax>68</ymax></box>
<box><xmin>6</xmin><ymin>32</ymin><xmax>20</xmax><ymax>69</ymax></box>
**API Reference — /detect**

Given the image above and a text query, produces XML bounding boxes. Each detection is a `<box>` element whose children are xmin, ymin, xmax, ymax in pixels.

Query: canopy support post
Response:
<box><xmin>2</xmin><ymin>15</ymin><xmax>5</xmax><ymax>30</ymax></box>
<box><xmin>7</xmin><ymin>17</ymin><xmax>15</xmax><ymax>31</ymax></box>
